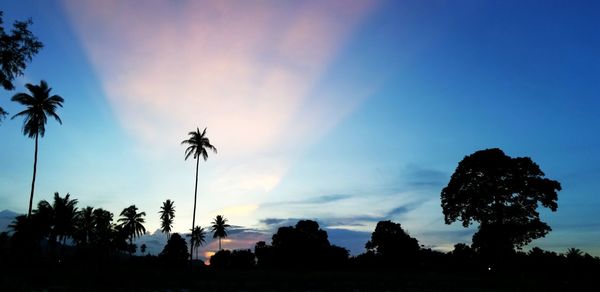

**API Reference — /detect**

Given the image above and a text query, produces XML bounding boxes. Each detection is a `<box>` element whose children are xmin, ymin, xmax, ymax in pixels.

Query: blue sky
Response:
<box><xmin>1</xmin><ymin>0</ymin><xmax>599</xmax><ymax>259</ymax></box>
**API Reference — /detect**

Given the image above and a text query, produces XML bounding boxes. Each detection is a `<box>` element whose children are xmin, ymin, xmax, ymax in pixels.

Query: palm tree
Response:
<box><xmin>34</xmin><ymin>192</ymin><xmax>78</xmax><ymax>245</ymax></box>
<box><xmin>117</xmin><ymin>205</ymin><xmax>146</xmax><ymax>253</ymax></box>
<box><xmin>211</xmin><ymin>215</ymin><xmax>230</xmax><ymax>250</ymax></box>
<box><xmin>11</xmin><ymin>80</ymin><xmax>64</xmax><ymax>217</ymax></box>
<box><xmin>566</xmin><ymin>247</ymin><xmax>583</xmax><ymax>260</ymax></box>
<box><xmin>51</xmin><ymin>192</ymin><xmax>78</xmax><ymax>245</ymax></box>
<box><xmin>187</xmin><ymin>226</ymin><xmax>206</xmax><ymax>260</ymax></box>
<box><xmin>75</xmin><ymin>206</ymin><xmax>95</xmax><ymax>246</ymax></box>
<box><xmin>159</xmin><ymin>199</ymin><xmax>175</xmax><ymax>239</ymax></box>
<box><xmin>181</xmin><ymin>127</ymin><xmax>217</xmax><ymax>260</ymax></box>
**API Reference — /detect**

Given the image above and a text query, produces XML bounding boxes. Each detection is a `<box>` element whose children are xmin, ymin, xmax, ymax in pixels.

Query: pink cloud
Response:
<box><xmin>61</xmin><ymin>0</ymin><xmax>379</xmax><ymax>212</ymax></box>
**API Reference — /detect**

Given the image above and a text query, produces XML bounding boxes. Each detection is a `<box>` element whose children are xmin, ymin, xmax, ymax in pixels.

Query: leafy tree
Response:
<box><xmin>159</xmin><ymin>199</ymin><xmax>175</xmax><ymax>239</ymax></box>
<box><xmin>181</xmin><ymin>127</ymin><xmax>217</xmax><ymax>260</ymax></box>
<box><xmin>256</xmin><ymin>220</ymin><xmax>348</xmax><ymax>268</ymax></box>
<box><xmin>11</xmin><ymin>80</ymin><xmax>64</xmax><ymax>217</ymax></box>
<box><xmin>209</xmin><ymin>249</ymin><xmax>231</xmax><ymax>268</ymax></box>
<box><xmin>441</xmin><ymin>148</ymin><xmax>561</xmax><ymax>256</ymax></box>
<box><xmin>187</xmin><ymin>225</ymin><xmax>206</xmax><ymax>260</ymax></box>
<box><xmin>0</xmin><ymin>11</ymin><xmax>43</xmax><ymax>120</ymax></box>
<box><xmin>229</xmin><ymin>249</ymin><xmax>256</xmax><ymax>268</ymax></box>
<box><xmin>211</xmin><ymin>215</ymin><xmax>230</xmax><ymax>250</ymax></box>
<box><xmin>160</xmin><ymin>233</ymin><xmax>189</xmax><ymax>265</ymax></box>
<box><xmin>365</xmin><ymin>220</ymin><xmax>420</xmax><ymax>263</ymax></box>
<box><xmin>140</xmin><ymin>243</ymin><xmax>147</xmax><ymax>255</ymax></box>
<box><xmin>117</xmin><ymin>205</ymin><xmax>146</xmax><ymax>252</ymax></box>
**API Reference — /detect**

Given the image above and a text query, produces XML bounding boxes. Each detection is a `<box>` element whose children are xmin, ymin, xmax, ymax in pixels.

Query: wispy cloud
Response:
<box><xmin>58</xmin><ymin>0</ymin><xmax>380</xmax><ymax>234</ymax></box>
<box><xmin>61</xmin><ymin>0</ymin><xmax>378</xmax><ymax>194</ymax></box>
<box><xmin>261</xmin><ymin>194</ymin><xmax>353</xmax><ymax>207</ymax></box>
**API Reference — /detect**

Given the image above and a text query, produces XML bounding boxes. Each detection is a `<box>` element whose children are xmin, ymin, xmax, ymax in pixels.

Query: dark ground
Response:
<box><xmin>1</xmin><ymin>261</ymin><xmax>596</xmax><ymax>291</ymax></box>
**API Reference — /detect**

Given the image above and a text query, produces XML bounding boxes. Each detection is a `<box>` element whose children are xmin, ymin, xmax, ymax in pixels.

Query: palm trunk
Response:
<box><xmin>219</xmin><ymin>237</ymin><xmax>221</xmax><ymax>250</ymax></box>
<box><xmin>27</xmin><ymin>133</ymin><xmax>39</xmax><ymax>218</ymax></box>
<box><xmin>189</xmin><ymin>156</ymin><xmax>199</xmax><ymax>262</ymax></box>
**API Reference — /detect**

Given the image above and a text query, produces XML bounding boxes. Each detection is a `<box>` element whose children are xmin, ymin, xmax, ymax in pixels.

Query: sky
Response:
<box><xmin>0</xmin><ymin>0</ymin><xmax>599</xmax><ymax>260</ymax></box>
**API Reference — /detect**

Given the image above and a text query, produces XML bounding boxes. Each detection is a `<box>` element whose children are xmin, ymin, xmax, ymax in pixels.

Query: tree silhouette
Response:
<box><xmin>0</xmin><ymin>10</ymin><xmax>43</xmax><ymax>121</ymax></box>
<box><xmin>159</xmin><ymin>199</ymin><xmax>175</xmax><ymax>239</ymax></box>
<box><xmin>181</xmin><ymin>127</ymin><xmax>217</xmax><ymax>260</ymax></box>
<box><xmin>117</xmin><ymin>205</ymin><xmax>146</xmax><ymax>253</ymax></box>
<box><xmin>187</xmin><ymin>225</ymin><xmax>206</xmax><ymax>260</ymax></box>
<box><xmin>10</xmin><ymin>80</ymin><xmax>64</xmax><ymax>217</ymax></box>
<box><xmin>441</xmin><ymin>148</ymin><xmax>561</xmax><ymax>259</ymax></box>
<box><xmin>160</xmin><ymin>233</ymin><xmax>189</xmax><ymax>265</ymax></box>
<box><xmin>50</xmin><ymin>192</ymin><xmax>78</xmax><ymax>245</ymax></box>
<box><xmin>74</xmin><ymin>206</ymin><xmax>94</xmax><ymax>246</ymax></box>
<box><xmin>211</xmin><ymin>215</ymin><xmax>230</xmax><ymax>250</ymax></box>
<box><xmin>140</xmin><ymin>243</ymin><xmax>147</xmax><ymax>255</ymax></box>
<box><xmin>566</xmin><ymin>248</ymin><xmax>583</xmax><ymax>260</ymax></box>
<box><xmin>256</xmin><ymin>220</ymin><xmax>349</xmax><ymax>268</ymax></box>
<box><xmin>366</xmin><ymin>220</ymin><xmax>420</xmax><ymax>264</ymax></box>
<box><xmin>33</xmin><ymin>192</ymin><xmax>78</xmax><ymax>246</ymax></box>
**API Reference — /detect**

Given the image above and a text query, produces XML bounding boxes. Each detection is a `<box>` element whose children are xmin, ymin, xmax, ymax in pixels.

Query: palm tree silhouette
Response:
<box><xmin>75</xmin><ymin>206</ymin><xmax>95</xmax><ymax>246</ymax></box>
<box><xmin>118</xmin><ymin>205</ymin><xmax>146</xmax><ymax>254</ymax></box>
<box><xmin>181</xmin><ymin>127</ymin><xmax>217</xmax><ymax>260</ymax></box>
<box><xmin>187</xmin><ymin>226</ymin><xmax>206</xmax><ymax>260</ymax></box>
<box><xmin>10</xmin><ymin>80</ymin><xmax>64</xmax><ymax>217</ymax></box>
<box><xmin>159</xmin><ymin>199</ymin><xmax>175</xmax><ymax>240</ymax></box>
<box><xmin>51</xmin><ymin>192</ymin><xmax>78</xmax><ymax>245</ymax></box>
<box><xmin>35</xmin><ymin>192</ymin><xmax>78</xmax><ymax>245</ymax></box>
<box><xmin>211</xmin><ymin>215</ymin><xmax>230</xmax><ymax>250</ymax></box>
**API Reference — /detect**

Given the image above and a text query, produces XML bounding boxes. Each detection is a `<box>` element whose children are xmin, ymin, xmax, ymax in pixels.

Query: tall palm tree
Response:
<box><xmin>159</xmin><ymin>199</ymin><xmax>175</xmax><ymax>239</ymax></box>
<box><xmin>211</xmin><ymin>215</ymin><xmax>230</xmax><ymax>250</ymax></box>
<box><xmin>11</xmin><ymin>80</ymin><xmax>64</xmax><ymax>217</ymax></box>
<box><xmin>117</xmin><ymin>205</ymin><xmax>146</xmax><ymax>253</ymax></box>
<box><xmin>181</xmin><ymin>127</ymin><xmax>217</xmax><ymax>260</ymax></box>
<box><xmin>187</xmin><ymin>226</ymin><xmax>206</xmax><ymax>260</ymax></box>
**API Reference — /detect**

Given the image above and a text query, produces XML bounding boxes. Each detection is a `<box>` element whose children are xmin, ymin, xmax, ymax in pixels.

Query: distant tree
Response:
<box><xmin>365</xmin><ymin>220</ymin><xmax>420</xmax><ymax>264</ymax></box>
<box><xmin>209</xmin><ymin>249</ymin><xmax>255</xmax><ymax>269</ymax></box>
<box><xmin>50</xmin><ymin>192</ymin><xmax>78</xmax><ymax>245</ymax></box>
<box><xmin>11</xmin><ymin>80</ymin><xmax>64</xmax><ymax>217</ymax></box>
<box><xmin>159</xmin><ymin>199</ymin><xmax>175</xmax><ymax>239</ymax></box>
<box><xmin>451</xmin><ymin>243</ymin><xmax>475</xmax><ymax>258</ymax></box>
<box><xmin>181</xmin><ymin>127</ymin><xmax>217</xmax><ymax>261</ymax></box>
<box><xmin>230</xmin><ymin>249</ymin><xmax>256</xmax><ymax>268</ymax></box>
<box><xmin>0</xmin><ymin>10</ymin><xmax>43</xmax><ymax>120</ymax></box>
<box><xmin>209</xmin><ymin>249</ymin><xmax>231</xmax><ymax>268</ymax></box>
<box><xmin>441</xmin><ymin>148</ymin><xmax>561</xmax><ymax>258</ymax></box>
<box><xmin>90</xmin><ymin>208</ymin><xmax>115</xmax><ymax>250</ymax></box>
<box><xmin>33</xmin><ymin>192</ymin><xmax>78</xmax><ymax>245</ymax></box>
<box><xmin>256</xmin><ymin>220</ymin><xmax>348</xmax><ymax>268</ymax></box>
<box><xmin>74</xmin><ymin>206</ymin><xmax>94</xmax><ymax>246</ymax></box>
<box><xmin>117</xmin><ymin>205</ymin><xmax>146</xmax><ymax>253</ymax></box>
<box><xmin>160</xmin><ymin>233</ymin><xmax>188</xmax><ymax>265</ymax></box>
<box><xmin>187</xmin><ymin>225</ymin><xmax>206</xmax><ymax>260</ymax></box>
<box><xmin>140</xmin><ymin>243</ymin><xmax>147</xmax><ymax>254</ymax></box>
<box><xmin>211</xmin><ymin>215</ymin><xmax>230</xmax><ymax>250</ymax></box>
<box><xmin>566</xmin><ymin>248</ymin><xmax>583</xmax><ymax>260</ymax></box>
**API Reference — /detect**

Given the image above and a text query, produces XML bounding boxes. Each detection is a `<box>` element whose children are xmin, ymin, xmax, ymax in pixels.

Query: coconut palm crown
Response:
<box><xmin>211</xmin><ymin>215</ymin><xmax>230</xmax><ymax>250</ymax></box>
<box><xmin>159</xmin><ymin>199</ymin><xmax>175</xmax><ymax>239</ymax></box>
<box><xmin>11</xmin><ymin>80</ymin><xmax>64</xmax><ymax>217</ymax></box>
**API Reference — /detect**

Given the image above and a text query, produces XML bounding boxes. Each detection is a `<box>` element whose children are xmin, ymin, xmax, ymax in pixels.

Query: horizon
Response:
<box><xmin>1</xmin><ymin>0</ymin><xmax>599</xmax><ymax>262</ymax></box>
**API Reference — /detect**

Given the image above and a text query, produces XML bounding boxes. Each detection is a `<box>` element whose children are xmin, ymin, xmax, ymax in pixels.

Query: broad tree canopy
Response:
<box><xmin>441</xmin><ymin>148</ymin><xmax>561</xmax><ymax>251</ymax></box>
